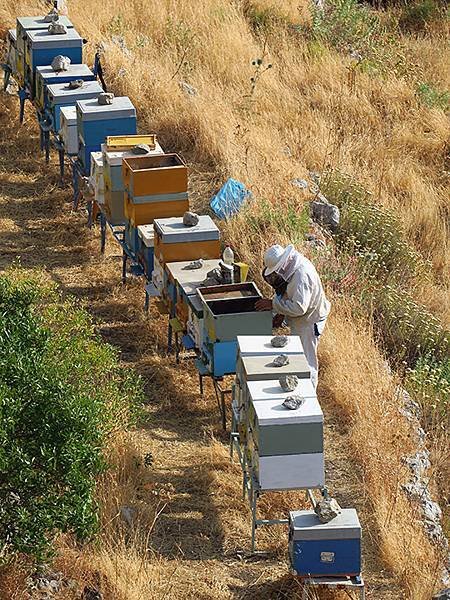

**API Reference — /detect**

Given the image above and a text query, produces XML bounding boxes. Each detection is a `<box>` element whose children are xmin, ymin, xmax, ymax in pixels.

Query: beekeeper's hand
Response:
<box><xmin>255</xmin><ymin>298</ymin><xmax>273</xmax><ymax>311</ymax></box>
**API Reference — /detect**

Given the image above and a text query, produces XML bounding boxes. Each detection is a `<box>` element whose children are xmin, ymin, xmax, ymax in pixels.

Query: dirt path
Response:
<box><xmin>0</xmin><ymin>95</ymin><xmax>404</xmax><ymax>599</ymax></box>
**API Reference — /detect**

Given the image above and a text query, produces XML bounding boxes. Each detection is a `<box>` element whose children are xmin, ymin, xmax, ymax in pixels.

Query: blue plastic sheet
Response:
<box><xmin>210</xmin><ymin>178</ymin><xmax>252</xmax><ymax>219</ymax></box>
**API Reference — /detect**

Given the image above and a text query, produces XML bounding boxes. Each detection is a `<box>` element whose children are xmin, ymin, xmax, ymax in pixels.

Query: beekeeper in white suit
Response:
<box><xmin>255</xmin><ymin>244</ymin><xmax>331</xmax><ymax>388</ymax></box>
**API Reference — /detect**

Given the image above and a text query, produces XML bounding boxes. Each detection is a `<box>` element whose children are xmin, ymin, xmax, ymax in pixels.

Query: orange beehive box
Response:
<box><xmin>124</xmin><ymin>191</ymin><xmax>189</xmax><ymax>227</ymax></box>
<box><xmin>122</xmin><ymin>153</ymin><xmax>188</xmax><ymax>197</ymax></box>
<box><xmin>153</xmin><ymin>215</ymin><xmax>221</xmax><ymax>265</ymax></box>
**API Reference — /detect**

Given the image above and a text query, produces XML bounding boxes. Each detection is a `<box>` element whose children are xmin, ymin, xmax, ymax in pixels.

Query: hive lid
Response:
<box><xmin>247</xmin><ymin>378</ymin><xmax>316</xmax><ymax>402</ymax></box>
<box><xmin>8</xmin><ymin>29</ymin><xmax>17</xmax><ymax>42</ymax></box>
<box><xmin>47</xmin><ymin>80</ymin><xmax>103</xmax><ymax>102</ymax></box>
<box><xmin>26</xmin><ymin>28</ymin><xmax>82</xmax><ymax>48</ymax></box>
<box><xmin>17</xmin><ymin>15</ymin><xmax>74</xmax><ymax>31</ymax></box>
<box><xmin>36</xmin><ymin>64</ymin><xmax>94</xmax><ymax>79</ymax></box>
<box><xmin>76</xmin><ymin>96</ymin><xmax>136</xmax><ymax>121</ymax></box>
<box><xmin>137</xmin><ymin>225</ymin><xmax>155</xmax><ymax>247</ymax></box>
<box><xmin>154</xmin><ymin>216</ymin><xmax>220</xmax><ymax>243</ymax></box>
<box><xmin>242</xmin><ymin>354</ymin><xmax>310</xmax><ymax>380</ymax></box>
<box><xmin>165</xmin><ymin>259</ymin><xmax>222</xmax><ymax>295</ymax></box>
<box><xmin>250</xmin><ymin>394</ymin><xmax>322</xmax><ymax>426</ymax></box>
<box><xmin>103</xmin><ymin>141</ymin><xmax>164</xmax><ymax>166</ymax></box>
<box><xmin>237</xmin><ymin>335</ymin><xmax>304</xmax><ymax>356</ymax></box>
<box><xmin>289</xmin><ymin>509</ymin><xmax>361</xmax><ymax>540</ymax></box>
<box><xmin>59</xmin><ymin>105</ymin><xmax>77</xmax><ymax>126</ymax></box>
<box><xmin>106</xmin><ymin>134</ymin><xmax>157</xmax><ymax>150</ymax></box>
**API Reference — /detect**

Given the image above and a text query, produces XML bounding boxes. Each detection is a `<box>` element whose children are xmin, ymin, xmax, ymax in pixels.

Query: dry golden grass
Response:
<box><xmin>0</xmin><ymin>0</ymin><xmax>448</xmax><ymax>598</ymax></box>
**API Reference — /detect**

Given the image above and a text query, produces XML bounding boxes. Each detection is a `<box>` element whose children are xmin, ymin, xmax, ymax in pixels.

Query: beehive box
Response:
<box><xmin>16</xmin><ymin>15</ymin><xmax>74</xmax><ymax>54</ymax></box>
<box><xmin>289</xmin><ymin>509</ymin><xmax>361</xmax><ymax>577</ymax></box>
<box><xmin>154</xmin><ymin>216</ymin><xmax>221</xmax><ymax>265</ymax></box>
<box><xmin>124</xmin><ymin>222</ymin><xmax>140</xmax><ymax>255</ymax></box>
<box><xmin>59</xmin><ymin>106</ymin><xmax>78</xmax><ymax>155</ymax></box>
<box><xmin>198</xmin><ymin>283</ymin><xmax>272</xmax><ymax>343</ymax></box>
<box><xmin>89</xmin><ymin>152</ymin><xmax>104</xmax><ymax>205</ymax></box>
<box><xmin>6</xmin><ymin>29</ymin><xmax>18</xmax><ymax>76</ymax></box>
<box><xmin>35</xmin><ymin>63</ymin><xmax>95</xmax><ymax>110</ymax></box>
<box><xmin>198</xmin><ymin>283</ymin><xmax>273</xmax><ymax>377</ymax></box>
<box><xmin>46</xmin><ymin>80</ymin><xmax>102</xmax><ymax>133</ymax></box>
<box><xmin>165</xmin><ymin>259</ymin><xmax>222</xmax><ymax>328</ymax></box>
<box><xmin>76</xmin><ymin>96</ymin><xmax>137</xmax><ymax>147</ymax></box>
<box><xmin>237</xmin><ymin>335</ymin><xmax>304</xmax><ymax>358</ymax></box>
<box><xmin>123</xmin><ymin>154</ymin><xmax>188</xmax><ymax>226</ymax></box>
<box><xmin>102</xmin><ymin>138</ymin><xmax>164</xmax><ymax>226</ymax></box>
<box><xmin>24</xmin><ymin>28</ymin><xmax>82</xmax><ymax>94</ymax></box>
<box><xmin>137</xmin><ymin>225</ymin><xmax>154</xmax><ymax>277</ymax></box>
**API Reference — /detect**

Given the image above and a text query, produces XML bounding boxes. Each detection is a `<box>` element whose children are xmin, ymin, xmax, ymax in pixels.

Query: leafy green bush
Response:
<box><xmin>319</xmin><ymin>171</ymin><xmax>449</xmax><ymax>366</ymax></box>
<box><xmin>399</xmin><ymin>0</ymin><xmax>442</xmax><ymax>32</ymax></box>
<box><xmin>416</xmin><ymin>82</ymin><xmax>450</xmax><ymax>111</ymax></box>
<box><xmin>311</xmin><ymin>0</ymin><xmax>383</xmax><ymax>59</ymax></box>
<box><xmin>245</xmin><ymin>197</ymin><xmax>310</xmax><ymax>246</ymax></box>
<box><xmin>406</xmin><ymin>354</ymin><xmax>450</xmax><ymax>429</ymax></box>
<box><xmin>0</xmin><ymin>271</ymin><xmax>143</xmax><ymax>561</ymax></box>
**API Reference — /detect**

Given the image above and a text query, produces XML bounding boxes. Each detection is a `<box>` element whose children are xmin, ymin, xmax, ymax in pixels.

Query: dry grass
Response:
<box><xmin>0</xmin><ymin>0</ymin><xmax>448</xmax><ymax>598</ymax></box>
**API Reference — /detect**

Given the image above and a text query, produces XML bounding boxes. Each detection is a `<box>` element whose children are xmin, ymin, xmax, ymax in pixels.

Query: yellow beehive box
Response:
<box><xmin>106</xmin><ymin>134</ymin><xmax>157</xmax><ymax>151</ymax></box>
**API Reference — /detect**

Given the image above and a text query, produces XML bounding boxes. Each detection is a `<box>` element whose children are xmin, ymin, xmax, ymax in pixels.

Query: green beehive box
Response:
<box><xmin>197</xmin><ymin>283</ymin><xmax>272</xmax><ymax>343</ymax></box>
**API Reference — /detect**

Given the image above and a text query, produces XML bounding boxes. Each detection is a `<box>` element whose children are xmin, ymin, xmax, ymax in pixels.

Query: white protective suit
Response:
<box><xmin>271</xmin><ymin>248</ymin><xmax>331</xmax><ymax>388</ymax></box>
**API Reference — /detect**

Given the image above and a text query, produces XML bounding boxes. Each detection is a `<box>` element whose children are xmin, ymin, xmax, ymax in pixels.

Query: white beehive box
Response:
<box><xmin>137</xmin><ymin>224</ymin><xmax>155</xmax><ymax>248</ymax></box>
<box><xmin>90</xmin><ymin>152</ymin><xmax>104</xmax><ymax>205</ymax></box>
<box><xmin>59</xmin><ymin>105</ymin><xmax>78</xmax><ymax>155</ymax></box>
<box><xmin>248</xmin><ymin>383</ymin><xmax>324</xmax><ymax>491</ymax></box>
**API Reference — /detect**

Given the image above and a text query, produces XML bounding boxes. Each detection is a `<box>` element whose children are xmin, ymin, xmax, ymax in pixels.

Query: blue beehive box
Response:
<box><xmin>46</xmin><ymin>80</ymin><xmax>103</xmax><ymax>133</ymax></box>
<box><xmin>289</xmin><ymin>509</ymin><xmax>361</xmax><ymax>577</ymax></box>
<box><xmin>16</xmin><ymin>15</ymin><xmax>74</xmax><ymax>54</ymax></box>
<box><xmin>24</xmin><ymin>28</ymin><xmax>83</xmax><ymax>94</ymax></box>
<box><xmin>76</xmin><ymin>96</ymin><xmax>137</xmax><ymax>147</ymax></box>
<box><xmin>35</xmin><ymin>63</ymin><xmax>95</xmax><ymax>110</ymax></box>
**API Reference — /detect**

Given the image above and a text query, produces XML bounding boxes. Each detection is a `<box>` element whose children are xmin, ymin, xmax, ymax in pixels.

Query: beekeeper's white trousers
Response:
<box><xmin>290</xmin><ymin>318</ymin><xmax>327</xmax><ymax>389</ymax></box>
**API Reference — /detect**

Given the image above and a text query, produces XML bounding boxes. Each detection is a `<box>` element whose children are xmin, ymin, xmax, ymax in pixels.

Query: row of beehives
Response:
<box><xmin>6</xmin><ymin>15</ymin><xmax>138</xmax><ymax>175</ymax></box>
<box><xmin>90</xmin><ymin>138</ymin><xmax>275</xmax><ymax>378</ymax></box>
<box><xmin>233</xmin><ymin>335</ymin><xmax>362</xmax><ymax>578</ymax></box>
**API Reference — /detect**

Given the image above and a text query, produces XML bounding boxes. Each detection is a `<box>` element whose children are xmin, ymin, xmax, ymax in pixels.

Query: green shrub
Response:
<box><xmin>311</xmin><ymin>0</ymin><xmax>383</xmax><ymax>59</ymax></box>
<box><xmin>406</xmin><ymin>354</ymin><xmax>450</xmax><ymax>429</ymax></box>
<box><xmin>399</xmin><ymin>0</ymin><xmax>442</xmax><ymax>32</ymax></box>
<box><xmin>0</xmin><ymin>272</ymin><xmax>143</xmax><ymax>561</ymax></box>
<box><xmin>416</xmin><ymin>82</ymin><xmax>450</xmax><ymax>111</ymax></box>
<box><xmin>245</xmin><ymin>197</ymin><xmax>310</xmax><ymax>246</ymax></box>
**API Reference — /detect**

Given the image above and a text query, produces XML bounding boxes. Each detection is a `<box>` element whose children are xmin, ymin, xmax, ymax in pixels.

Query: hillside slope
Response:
<box><xmin>0</xmin><ymin>0</ymin><xmax>449</xmax><ymax>598</ymax></box>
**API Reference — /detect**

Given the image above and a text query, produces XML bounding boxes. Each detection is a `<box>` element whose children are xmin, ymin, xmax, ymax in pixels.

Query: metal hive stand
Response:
<box><xmin>300</xmin><ymin>575</ymin><xmax>365</xmax><ymax>599</ymax></box>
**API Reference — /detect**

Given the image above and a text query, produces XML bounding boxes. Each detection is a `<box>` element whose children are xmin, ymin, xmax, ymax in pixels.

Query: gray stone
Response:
<box><xmin>282</xmin><ymin>394</ymin><xmax>304</xmax><ymax>410</ymax></box>
<box><xmin>98</xmin><ymin>92</ymin><xmax>114</xmax><ymax>105</ymax></box>
<box><xmin>183</xmin><ymin>211</ymin><xmax>200</xmax><ymax>227</ymax></box>
<box><xmin>131</xmin><ymin>144</ymin><xmax>151</xmax><ymax>155</ymax></box>
<box><xmin>179</xmin><ymin>81</ymin><xmax>197</xmax><ymax>96</ymax></box>
<box><xmin>51</xmin><ymin>55</ymin><xmax>70</xmax><ymax>71</ymax></box>
<box><xmin>48</xmin><ymin>22</ymin><xmax>67</xmax><ymax>34</ymax></box>
<box><xmin>403</xmin><ymin>450</ymin><xmax>431</xmax><ymax>477</ymax></box>
<box><xmin>291</xmin><ymin>178</ymin><xmax>308</xmax><ymax>190</ymax></box>
<box><xmin>279</xmin><ymin>375</ymin><xmax>299</xmax><ymax>392</ymax></box>
<box><xmin>44</xmin><ymin>9</ymin><xmax>59</xmax><ymax>22</ymax></box>
<box><xmin>311</xmin><ymin>194</ymin><xmax>340</xmax><ymax>232</ymax></box>
<box><xmin>271</xmin><ymin>335</ymin><xmax>288</xmax><ymax>348</ymax></box>
<box><xmin>272</xmin><ymin>354</ymin><xmax>289</xmax><ymax>367</ymax></box>
<box><xmin>66</xmin><ymin>79</ymin><xmax>84</xmax><ymax>90</ymax></box>
<box><xmin>120</xmin><ymin>506</ymin><xmax>136</xmax><ymax>527</ymax></box>
<box><xmin>183</xmin><ymin>259</ymin><xmax>203</xmax><ymax>270</ymax></box>
<box><xmin>433</xmin><ymin>589</ymin><xmax>450</xmax><ymax>600</ymax></box>
<box><xmin>315</xmin><ymin>497</ymin><xmax>342</xmax><ymax>523</ymax></box>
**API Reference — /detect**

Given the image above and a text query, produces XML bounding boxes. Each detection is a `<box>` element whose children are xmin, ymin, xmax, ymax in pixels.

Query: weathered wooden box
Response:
<box><xmin>59</xmin><ymin>106</ymin><xmax>78</xmax><ymax>155</ymax></box>
<box><xmin>89</xmin><ymin>152</ymin><xmax>104</xmax><ymax>205</ymax></box>
<box><xmin>289</xmin><ymin>509</ymin><xmax>361</xmax><ymax>577</ymax></box>
<box><xmin>6</xmin><ymin>29</ymin><xmax>18</xmax><ymax>76</ymax></box>
<box><xmin>137</xmin><ymin>225</ymin><xmax>155</xmax><ymax>277</ymax></box>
